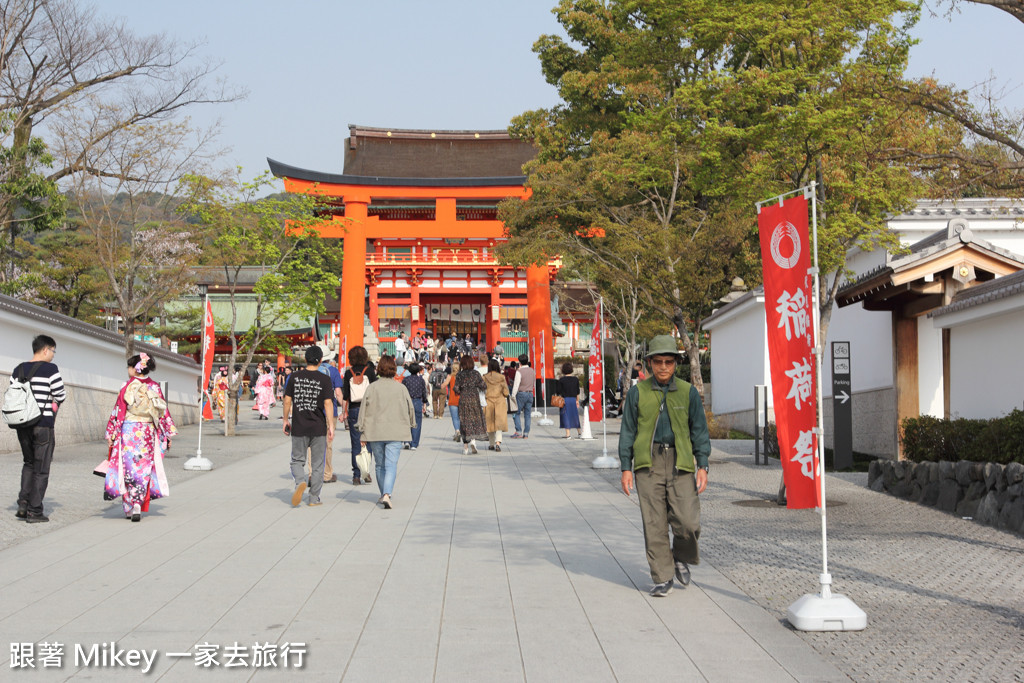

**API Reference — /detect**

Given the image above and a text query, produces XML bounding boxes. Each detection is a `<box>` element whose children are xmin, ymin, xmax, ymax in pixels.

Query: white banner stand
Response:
<box><xmin>185</xmin><ymin>291</ymin><xmax>214</xmax><ymax>471</ymax></box>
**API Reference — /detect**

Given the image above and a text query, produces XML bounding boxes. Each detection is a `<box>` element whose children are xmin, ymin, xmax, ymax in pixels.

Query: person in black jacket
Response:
<box><xmin>342</xmin><ymin>346</ymin><xmax>377</xmax><ymax>485</ymax></box>
<box><xmin>555</xmin><ymin>362</ymin><xmax>583</xmax><ymax>439</ymax></box>
<box><xmin>12</xmin><ymin>335</ymin><xmax>66</xmax><ymax>523</ymax></box>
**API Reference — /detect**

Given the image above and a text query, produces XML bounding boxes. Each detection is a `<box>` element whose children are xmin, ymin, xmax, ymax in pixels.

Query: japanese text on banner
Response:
<box><xmin>757</xmin><ymin>195</ymin><xmax>821</xmax><ymax>509</ymax></box>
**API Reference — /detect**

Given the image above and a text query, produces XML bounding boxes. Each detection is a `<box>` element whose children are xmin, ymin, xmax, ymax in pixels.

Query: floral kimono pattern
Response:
<box><xmin>104</xmin><ymin>378</ymin><xmax>177</xmax><ymax>515</ymax></box>
<box><xmin>212</xmin><ymin>374</ymin><xmax>229</xmax><ymax>421</ymax></box>
<box><xmin>255</xmin><ymin>372</ymin><xmax>275</xmax><ymax>418</ymax></box>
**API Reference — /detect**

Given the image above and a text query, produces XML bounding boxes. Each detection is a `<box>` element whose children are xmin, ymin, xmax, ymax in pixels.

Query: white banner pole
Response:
<box><xmin>785</xmin><ymin>182</ymin><xmax>865</xmax><ymax>631</ymax></box>
<box><xmin>538</xmin><ymin>328</ymin><xmax>553</xmax><ymax>426</ymax></box>
<box><xmin>185</xmin><ymin>292</ymin><xmax>214</xmax><ymax>471</ymax></box>
<box><xmin>593</xmin><ymin>296</ymin><xmax>616</xmax><ymax>467</ymax></box>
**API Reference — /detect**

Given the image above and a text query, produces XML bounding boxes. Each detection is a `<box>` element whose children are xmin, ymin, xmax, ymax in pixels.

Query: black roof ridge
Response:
<box><xmin>930</xmin><ymin>269</ymin><xmax>1024</xmax><ymax>318</ymax></box>
<box><xmin>0</xmin><ymin>294</ymin><xmax>198</xmax><ymax>369</ymax></box>
<box><xmin>267</xmin><ymin>158</ymin><xmax>526</xmax><ymax>187</ymax></box>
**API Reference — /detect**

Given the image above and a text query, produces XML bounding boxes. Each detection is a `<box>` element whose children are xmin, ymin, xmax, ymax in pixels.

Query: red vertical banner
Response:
<box><xmin>588</xmin><ymin>300</ymin><xmax>603</xmax><ymax>422</ymax></box>
<box><xmin>202</xmin><ymin>299</ymin><xmax>215</xmax><ymax>384</ymax></box>
<box><xmin>758</xmin><ymin>195</ymin><xmax>821</xmax><ymax>509</ymax></box>
<box><xmin>201</xmin><ymin>298</ymin><xmax>215</xmax><ymax>421</ymax></box>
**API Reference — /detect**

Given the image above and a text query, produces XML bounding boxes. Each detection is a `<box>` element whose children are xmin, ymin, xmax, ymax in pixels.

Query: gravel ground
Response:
<box><xmin>565</xmin><ymin>429</ymin><xmax>1024</xmax><ymax>683</ymax></box>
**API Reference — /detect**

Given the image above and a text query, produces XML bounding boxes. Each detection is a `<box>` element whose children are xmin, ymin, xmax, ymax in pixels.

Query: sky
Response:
<box><xmin>99</xmin><ymin>0</ymin><xmax>1024</xmax><ymax>187</ymax></box>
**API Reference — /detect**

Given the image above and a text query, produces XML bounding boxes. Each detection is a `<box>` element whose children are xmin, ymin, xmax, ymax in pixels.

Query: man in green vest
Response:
<box><xmin>619</xmin><ymin>335</ymin><xmax>711</xmax><ymax>597</ymax></box>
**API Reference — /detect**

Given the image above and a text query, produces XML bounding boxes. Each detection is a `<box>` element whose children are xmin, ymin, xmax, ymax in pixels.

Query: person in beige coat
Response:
<box><xmin>356</xmin><ymin>355</ymin><xmax>415</xmax><ymax>509</ymax></box>
<box><xmin>483</xmin><ymin>358</ymin><xmax>510</xmax><ymax>451</ymax></box>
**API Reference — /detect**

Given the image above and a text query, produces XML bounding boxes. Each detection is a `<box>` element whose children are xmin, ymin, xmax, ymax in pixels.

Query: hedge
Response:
<box><xmin>901</xmin><ymin>409</ymin><xmax>1024</xmax><ymax>465</ymax></box>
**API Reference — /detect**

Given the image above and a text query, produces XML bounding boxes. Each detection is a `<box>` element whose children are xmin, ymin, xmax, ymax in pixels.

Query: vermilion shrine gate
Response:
<box><xmin>269</xmin><ymin>125</ymin><xmax>557</xmax><ymax>377</ymax></box>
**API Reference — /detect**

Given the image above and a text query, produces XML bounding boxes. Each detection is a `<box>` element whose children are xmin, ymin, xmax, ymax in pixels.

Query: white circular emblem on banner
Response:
<box><xmin>770</xmin><ymin>222</ymin><xmax>802</xmax><ymax>269</ymax></box>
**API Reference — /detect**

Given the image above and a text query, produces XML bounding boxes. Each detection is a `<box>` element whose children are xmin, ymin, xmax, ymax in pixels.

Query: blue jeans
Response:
<box><xmin>348</xmin><ymin>403</ymin><xmax>363</xmax><ymax>478</ymax></box>
<box><xmin>410</xmin><ymin>398</ymin><xmax>423</xmax><ymax>448</ymax></box>
<box><xmin>449</xmin><ymin>405</ymin><xmax>461</xmax><ymax>433</ymax></box>
<box><xmin>370</xmin><ymin>441</ymin><xmax>402</xmax><ymax>496</ymax></box>
<box><xmin>514</xmin><ymin>392</ymin><xmax>534</xmax><ymax>435</ymax></box>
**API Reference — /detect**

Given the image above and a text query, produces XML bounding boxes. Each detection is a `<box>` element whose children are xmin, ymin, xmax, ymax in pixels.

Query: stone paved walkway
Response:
<box><xmin>1</xmin><ymin>405</ymin><xmax>1022</xmax><ymax>681</ymax></box>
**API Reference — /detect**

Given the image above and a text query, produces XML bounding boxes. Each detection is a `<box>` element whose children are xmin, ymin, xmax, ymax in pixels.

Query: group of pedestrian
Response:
<box><xmin>8</xmin><ymin>330</ymin><xmax>711</xmax><ymax>601</ymax></box>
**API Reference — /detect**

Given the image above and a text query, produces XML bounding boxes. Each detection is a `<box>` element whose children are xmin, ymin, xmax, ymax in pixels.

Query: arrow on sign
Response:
<box><xmin>836</xmin><ymin>391</ymin><xmax>850</xmax><ymax>404</ymax></box>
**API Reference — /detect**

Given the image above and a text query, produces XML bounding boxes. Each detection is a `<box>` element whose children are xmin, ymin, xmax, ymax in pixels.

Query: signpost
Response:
<box><xmin>831</xmin><ymin>342</ymin><xmax>852</xmax><ymax>471</ymax></box>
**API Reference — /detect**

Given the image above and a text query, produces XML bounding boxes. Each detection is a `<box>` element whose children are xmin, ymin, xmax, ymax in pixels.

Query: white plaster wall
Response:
<box><xmin>949</xmin><ymin>310</ymin><xmax>1024</xmax><ymax>419</ymax></box>
<box><xmin>708</xmin><ymin>301</ymin><xmax>769</xmax><ymax>415</ymax></box>
<box><xmin>818</xmin><ymin>248</ymin><xmax>896</xmax><ymax>397</ymax></box>
<box><xmin>820</xmin><ymin>304</ymin><xmax>894</xmax><ymax>396</ymax></box>
<box><xmin>917</xmin><ymin>315</ymin><xmax>944</xmax><ymax>417</ymax></box>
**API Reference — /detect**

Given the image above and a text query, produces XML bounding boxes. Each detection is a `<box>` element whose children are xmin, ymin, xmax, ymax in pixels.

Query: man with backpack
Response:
<box><xmin>342</xmin><ymin>346</ymin><xmax>377</xmax><ymax>486</ymax></box>
<box><xmin>316</xmin><ymin>347</ymin><xmax>344</xmax><ymax>484</ymax></box>
<box><xmin>5</xmin><ymin>335</ymin><xmax>66</xmax><ymax>523</ymax></box>
<box><xmin>428</xmin><ymin>362</ymin><xmax>448</xmax><ymax>419</ymax></box>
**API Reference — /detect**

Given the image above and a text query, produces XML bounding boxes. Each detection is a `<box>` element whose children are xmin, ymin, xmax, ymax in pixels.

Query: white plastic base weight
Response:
<box><xmin>787</xmin><ymin>592</ymin><xmax>867</xmax><ymax>631</ymax></box>
<box><xmin>183</xmin><ymin>454</ymin><xmax>213</xmax><ymax>471</ymax></box>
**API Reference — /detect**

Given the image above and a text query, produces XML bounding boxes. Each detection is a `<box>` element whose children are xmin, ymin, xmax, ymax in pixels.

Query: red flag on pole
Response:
<box><xmin>758</xmin><ymin>195</ymin><xmax>821</xmax><ymax>509</ymax></box>
<box><xmin>202</xmin><ymin>299</ymin><xmax>215</xmax><ymax>384</ymax></box>
<box><xmin>588</xmin><ymin>300</ymin><xmax>603</xmax><ymax>422</ymax></box>
<box><xmin>201</xmin><ymin>298</ymin><xmax>215</xmax><ymax>420</ymax></box>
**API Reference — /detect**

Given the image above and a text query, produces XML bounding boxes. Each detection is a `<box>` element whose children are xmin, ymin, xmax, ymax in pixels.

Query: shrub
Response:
<box><xmin>705</xmin><ymin>410</ymin><xmax>730</xmax><ymax>439</ymax></box>
<box><xmin>901</xmin><ymin>409</ymin><xmax>1024</xmax><ymax>464</ymax></box>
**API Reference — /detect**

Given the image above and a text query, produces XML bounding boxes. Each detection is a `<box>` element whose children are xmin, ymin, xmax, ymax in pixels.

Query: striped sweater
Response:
<box><xmin>12</xmin><ymin>361</ymin><xmax>66</xmax><ymax>428</ymax></box>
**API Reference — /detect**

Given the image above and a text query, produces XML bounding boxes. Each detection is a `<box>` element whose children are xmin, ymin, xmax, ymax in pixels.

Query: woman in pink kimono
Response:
<box><xmin>254</xmin><ymin>365</ymin><xmax>275</xmax><ymax>419</ymax></box>
<box><xmin>104</xmin><ymin>353</ymin><xmax>176</xmax><ymax>522</ymax></box>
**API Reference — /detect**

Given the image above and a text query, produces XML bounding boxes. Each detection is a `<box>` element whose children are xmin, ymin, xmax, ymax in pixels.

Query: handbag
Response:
<box><xmin>94</xmin><ymin>443</ymin><xmax>112</xmax><ymax>477</ymax></box>
<box><xmin>551</xmin><ymin>394</ymin><xmax>566</xmax><ymax>409</ymax></box>
<box><xmin>356</xmin><ymin>445</ymin><xmax>373</xmax><ymax>481</ymax></box>
<box><xmin>506</xmin><ymin>394</ymin><xmax>518</xmax><ymax>414</ymax></box>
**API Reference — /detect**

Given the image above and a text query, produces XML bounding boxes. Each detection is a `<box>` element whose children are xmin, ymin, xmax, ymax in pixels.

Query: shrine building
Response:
<box><xmin>268</xmin><ymin>125</ymin><xmax>557</xmax><ymax>376</ymax></box>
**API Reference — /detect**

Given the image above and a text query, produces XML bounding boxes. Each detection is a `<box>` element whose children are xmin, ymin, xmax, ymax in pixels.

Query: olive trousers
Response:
<box><xmin>634</xmin><ymin>445</ymin><xmax>701</xmax><ymax>584</ymax></box>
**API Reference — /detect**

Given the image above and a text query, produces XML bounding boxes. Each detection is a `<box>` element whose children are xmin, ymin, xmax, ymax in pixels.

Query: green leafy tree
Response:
<box><xmin>502</xmin><ymin>0</ymin><xmax>952</xmax><ymax>390</ymax></box>
<box><xmin>29</xmin><ymin>227</ymin><xmax>104</xmax><ymax>318</ymax></box>
<box><xmin>0</xmin><ymin>112</ymin><xmax>65</xmax><ymax>292</ymax></box>
<box><xmin>706</xmin><ymin>0</ymin><xmax>946</xmax><ymax>339</ymax></box>
<box><xmin>178</xmin><ymin>171</ymin><xmax>342</xmax><ymax>437</ymax></box>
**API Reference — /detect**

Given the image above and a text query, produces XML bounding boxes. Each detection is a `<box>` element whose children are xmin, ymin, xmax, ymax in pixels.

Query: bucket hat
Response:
<box><xmin>645</xmin><ymin>335</ymin><xmax>682</xmax><ymax>360</ymax></box>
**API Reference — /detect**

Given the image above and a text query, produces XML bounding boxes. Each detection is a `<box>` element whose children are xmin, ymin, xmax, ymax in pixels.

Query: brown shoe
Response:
<box><xmin>352</xmin><ymin>477</ymin><xmax>361</xmax><ymax>485</ymax></box>
<box><xmin>291</xmin><ymin>482</ymin><xmax>307</xmax><ymax>507</ymax></box>
<box><xmin>325</xmin><ymin>474</ymin><xmax>337</xmax><ymax>483</ymax></box>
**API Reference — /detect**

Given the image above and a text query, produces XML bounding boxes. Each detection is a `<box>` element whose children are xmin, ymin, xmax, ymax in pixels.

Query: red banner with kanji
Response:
<box><xmin>758</xmin><ymin>195</ymin><xmax>821</xmax><ymax>509</ymax></box>
<box><xmin>588</xmin><ymin>299</ymin><xmax>603</xmax><ymax>422</ymax></box>
<box><xmin>201</xmin><ymin>298</ymin><xmax>215</xmax><ymax>420</ymax></box>
<box><xmin>202</xmin><ymin>299</ymin><xmax>215</xmax><ymax>383</ymax></box>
